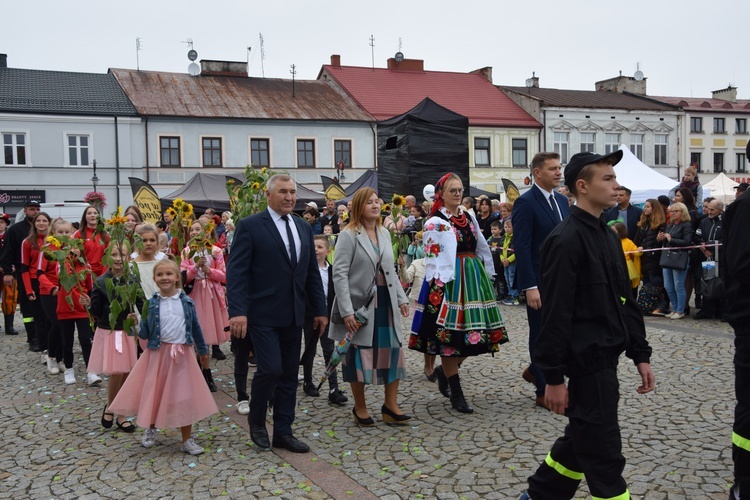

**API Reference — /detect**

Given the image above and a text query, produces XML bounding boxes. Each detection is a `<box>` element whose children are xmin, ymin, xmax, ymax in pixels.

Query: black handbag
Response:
<box><xmin>659</xmin><ymin>248</ymin><xmax>689</xmax><ymax>270</ymax></box>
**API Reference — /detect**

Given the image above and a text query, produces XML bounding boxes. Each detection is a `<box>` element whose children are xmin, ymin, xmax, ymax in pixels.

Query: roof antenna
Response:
<box><xmin>135</xmin><ymin>37</ymin><xmax>142</xmax><ymax>71</ymax></box>
<box><xmin>290</xmin><ymin>64</ymin><xmax>296</xmax><ymax>98</ymax></box>
<box><xmin>183</xmin><ymin>38</ymin><xmax>199</xmax><ymax>76</ymax></box>
<box><xmin>369</xmin><ymin>35</ymin><xmax>375</xmax><ymax>70</ymax></box>
<box><xmin>259</xmin><ymin>33</ymin><xmax>266</xmax><ymax>78</ymax></box>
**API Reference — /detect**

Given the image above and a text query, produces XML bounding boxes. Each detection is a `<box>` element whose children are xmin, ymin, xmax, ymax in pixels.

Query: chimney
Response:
<box><xmin>330</xmin><ymin>54</ymin><xmax>341</xmax><ymax>68</ymax></box>
<box><xmin>199</xmin><ymin>59</ymin><xmax>248</xmax><ymax>77</ymax></box>
<box><xmin>0</xmin><ymin>54</ymin><xmax>7</xmax><ymax>68</ymax></box>
<box><xmin>525</xmin><ymin>72</ymin><xmax>539</xmax><ymax>88</ymax></box>
<box><xmin>387</xmin><ymin>57</ymin><xmax>424</xmax><ymax>71</ymax></box>
<box><xmin>470</xmin><ymin>66</ymin><xmax>493</xmax><ymax>83</ymax></box>
<box><xmin>595</xmin><ymin>72</ymin><xmax>646</xmax><ymax>95</ymax></box>
<box><xmin>712</xmin><ymin>85</ymin><xmax>737</xmax><ymax>103</ymax></box>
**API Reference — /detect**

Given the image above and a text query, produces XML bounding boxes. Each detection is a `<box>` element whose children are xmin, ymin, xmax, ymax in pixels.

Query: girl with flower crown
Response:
<box><xmin>408</xmin><ymin>173</ymin><xmax>508</xmax><ymax>414</ymax></box>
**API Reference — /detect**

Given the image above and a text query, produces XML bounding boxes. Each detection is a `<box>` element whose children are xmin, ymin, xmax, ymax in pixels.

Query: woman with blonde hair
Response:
<box><xmin>329</xmin><ymin>187</ymin><xmax>411</xmax><ymax>427</ymax></box>
<box><xmin>656</xmin><ymin>202</ymin><xmax>694</xmax><ymax>319</ymax></box>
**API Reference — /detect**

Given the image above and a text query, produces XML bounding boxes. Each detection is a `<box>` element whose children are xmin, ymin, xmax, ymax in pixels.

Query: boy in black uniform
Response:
<box><xmin>520</xmin><ymin>151</ymin><xmax>655</xmax><ymax>500</ymax></box>
<box><xmin>722</xmin><ymin>187</ymin><xmax>750</xmax><ymax>500</ymax></box>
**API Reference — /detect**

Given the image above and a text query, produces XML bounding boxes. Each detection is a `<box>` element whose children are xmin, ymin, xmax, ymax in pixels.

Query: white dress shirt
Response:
<box><xmin>268</xmin><ymin>207</ymin><xmax>301</xmax><ymax>263</ymax></box>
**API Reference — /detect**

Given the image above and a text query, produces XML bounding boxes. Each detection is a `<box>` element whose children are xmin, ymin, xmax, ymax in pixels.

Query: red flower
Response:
<box><xmin>490</xmin><ymin>329</ymin><xmax>505</xmax><ymax>343</ymax></box>
<box><xmin>428</xmin><ymin>291</ymin><xmax>442</xmax><ymax>306</ymax></box>
<box><xmin>429</xmin><ymin>244</ymin><xmax>441</xmax><ymax>255</ymax></box>
<box><xmin>408</xmin><ymin>335</ymin><xmax>418</xmax><ymax>348</ymax></box>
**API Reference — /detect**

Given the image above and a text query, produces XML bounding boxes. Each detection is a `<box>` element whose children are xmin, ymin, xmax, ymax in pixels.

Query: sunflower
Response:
<box><xmin>381</xmin><ymin>203</ymin><xmax>391</xmax><ymax>213</ymax></box>
<box><xmin>250</xmin><ymin>182</ymin><xmax>261</xmax><ymax>190</ymax></box>
<box><xmin>166</xmin><ymin>207</ymin><xmax>177</xmax><ymax>218</ymax></box>
<box><xmin>45</xmin><ymin>235</ymin><xmax>62</xmax><ymax>248</ymax></box>
<box><xmin>392</xmin><ymin>194</ymin><xmax>406</xmax><ymax>208</ymax></box>
<box><xmin>173</xmin><ymin>198</ymin><xmax>185</xmax><ymax>208</ymax></box>
<box><xmin>180</xmin><ymin>203</ymin><xmax>194</xmax><ymax>218</ymax></box>
<box><xmin>204</xmin><ymin>240</ymin><xmax>213</xmax><ymax>249</ymax></box>
<box><xmin>261</xmin><ymin>167</ymin><xmax>267</xmax><ymax>174</ymax></box>
<box><xmin>204</xmin><ymin>221</ymin><xmax>215</xmax><ymax>234</ymax></box>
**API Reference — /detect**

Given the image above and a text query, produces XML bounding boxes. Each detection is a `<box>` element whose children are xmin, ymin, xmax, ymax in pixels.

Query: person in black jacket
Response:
<box><xmin>520</xmin><ymin>151</ymin><xmax>654</xmax><ymax>500</ymax></box>
<box><xmin>657</xmin><ymin>202</ymin><xmax>694</xmax><ymax>320</ymax></box>
<box><xmin>634</xmin><ymin>199</ymin><xmax>668</xmax><ymax>314</ymax></box>
<box><xmin>722</xmin><ymin>188</ymin><xmax>750</xmax><ymax>500</ymax></box>
<box><xmin>694</xmin><ymin>199</ymin><xmax>724</xmax><ymax>320</ymax></box>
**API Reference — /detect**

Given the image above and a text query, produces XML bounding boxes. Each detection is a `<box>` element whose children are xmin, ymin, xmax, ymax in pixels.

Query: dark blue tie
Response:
<box><xmin>549</xmin><ymin>194</ymin><xmax>561</xmax><ymax>222</ymax></box>
<box><xmin>282</xmin><ymin>215</ymin><xmax>297</xmax><ymax>267</ymax></box>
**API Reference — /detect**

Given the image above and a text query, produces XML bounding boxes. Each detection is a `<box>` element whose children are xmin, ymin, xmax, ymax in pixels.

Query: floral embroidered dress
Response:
<box><xmin>409</xmin><ymin>207</ymin><xmax>508</xmax><ymax>357</ymax></box>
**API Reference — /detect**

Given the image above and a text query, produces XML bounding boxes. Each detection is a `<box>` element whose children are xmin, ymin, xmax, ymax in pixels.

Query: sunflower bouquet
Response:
<box><xmin>186</xmin><ymin>220</ymin><xmax>216</xmax><ymax>263</ymax></box>
<box><xmin>166</xmin><ymin>198</ymin><xmax>195</xmax><ymax>266</ymax></box>
<box><xmin>42</xmin><ymin>235</ymin><xmax>95</xmax><ymax>324</ymax></box>
<box><xmin>226</xmin><ymin>165</ymin><xmax>282</xmax><ymax>225</ymax></box>
<box><xmin>387</xmin><ymin>194</ymin><xmax>412</xmax><ymax>259</ymax></box>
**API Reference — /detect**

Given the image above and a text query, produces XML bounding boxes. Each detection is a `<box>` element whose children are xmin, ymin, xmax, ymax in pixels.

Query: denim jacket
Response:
<box><xmin>138</xmin><ymin>290</ymin><xmax>208</xmax><ymax>355</ymax></box>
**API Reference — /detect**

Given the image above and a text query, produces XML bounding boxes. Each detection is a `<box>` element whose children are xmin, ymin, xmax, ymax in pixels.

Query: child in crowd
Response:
<box><xmin>500</xmin><ymin>218</ymin><xmax>519</xmax><ymax>306</ymax></box>
<box><xmin>299</xmin><ymin>235</ymin><xmax>348</xmax><ymax>404</ymax></box>
<box><xmin>75</xmin><ymin>205</ymin><xmax>109</xmax><ymax>277</ymax></box>
<box><xmin>21</xmin><ymin>212</ymin><xmax>52</xmax><ymax>360</ymax></box>
<box><xmin>612</xmin><ymin>221</ymin><xmax>641</xmax><ymax>298</ymax></box>
<box><xmin>89</xmin><ymin>241</ymin><xmax>144</xmax><ymax>432</ymax></box>
<box><xmin>398</xmin><ymin>253</ymin><xmax>432</xmax><ymax>381</ymax></box>
<box><xmin>133</xmin><ymin>224</ymin><xmax>165</xmax><ymax>299</ymax></box>
<box><xmin>109</xmin><ymin>259</ymin><xmax>217</xmax><ymax>455</ymax></box>
<box><xmin>181</xmin><ymin>219</ymin><xmax>229</xmax><ymax>391</ymax></box>
<box><xmin>37</xmin><ymin>218</ymin><xmax>72</xmax><ymax>375</ymax></box>
<box><xmin>486</xmin><ymin>220</ymin><xmax>506</xmax><ymax>301</ymax></box>
<box><xmin>57</xmin><ymin>240</ymin><xmax>100</xmax><ymax>386</ymax></box>
<box><xmin>157</xmin><ymin>232</ymin><xmax>169</xmax><ymax>256</ymax></box>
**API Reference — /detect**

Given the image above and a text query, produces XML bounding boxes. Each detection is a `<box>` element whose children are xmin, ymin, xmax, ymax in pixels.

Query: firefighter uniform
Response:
<box><xmin>722</xmin><ymin>189</ymin><xmax>750</xmax><ymax>496</ymax></box>
<box><xmin>527</xmin><ymin>205</ymin><xmax>652</xmax><ymax>500</ymax></box>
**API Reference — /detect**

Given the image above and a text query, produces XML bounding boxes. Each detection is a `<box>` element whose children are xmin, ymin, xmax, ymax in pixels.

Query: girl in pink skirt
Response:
<box><xmin>89</xmin><ymin>242</ymin><xmax>144</xmax><ymax>432</ymax></box>
<box><xmin>109</xmin><ymin>259</ymin><xmax>218</xmax><ymax>455</ymax></box>
<box><xmin>180</xmin><ymin>219</ymin><xmax>230</xmax><ymax>392</ymax></box>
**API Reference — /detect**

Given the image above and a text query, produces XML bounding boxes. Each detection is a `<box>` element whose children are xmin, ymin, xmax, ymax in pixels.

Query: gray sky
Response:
<box><xmin>2</xmin><ymin>0</ymin><xmax>748</xmax><ymax>99</ymax></box>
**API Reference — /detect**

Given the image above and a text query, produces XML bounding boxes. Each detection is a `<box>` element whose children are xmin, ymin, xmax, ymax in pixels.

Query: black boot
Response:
<box><xmin>211</xmin><ymin>345</ymin><xmax>226</xmax><ymax>360</ymax></box>
<box><xmin>203</xmin><ymin>368</ymin><xmax>217</xmax><ymax>392</ymax></box>
<box><xmin>448</xmin><ymin>373</ymin><xmax>473</xmax><ymax>414</ymax></box>
<box><xmin>434</xmin><ymin>365</ymin><xmax>451</xmax><ymax>398</ymax></box>
<box><xmin>3</xmin><ymin>315</ymin><xmax>16</xmax><ymax>335</ymax></box>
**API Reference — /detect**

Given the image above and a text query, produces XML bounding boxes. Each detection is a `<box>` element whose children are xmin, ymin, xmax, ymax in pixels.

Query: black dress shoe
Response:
<box><xmin>249</xmin><ymin>424</ymin><xmax>270</xmax><ymax>450</ymax></box>
<box><xmin>352</xmin><ymin>407</ymin><xmax>375</xmax><ymax>427</ymax></box>
<box><xmin>303</xmin><ymin>383</ymin><xmax>320</xmax><ymax>397</ymax></box>
<box><xmin>434</xmin><ymin>366</ymin><xmax>451</xmax><ymax>398</ymax></box>
<box><xmin>272</xmin><ymin>434</ymin><xmax>310</xmax><ymax>453</ymax></box>
<box><xmin>211</xmin><ymin>346</ymin><xmax>227</xmax><ymax>360</ymax></box>
<box><xmin>381</xmin><ymin>405</ymin><xmax>412</xmax><ymax>425</ymax></box>
<box><xmin>328</xmin><ymin>388</ymin><xmax>348</xmax><ymax>405</ymax></box>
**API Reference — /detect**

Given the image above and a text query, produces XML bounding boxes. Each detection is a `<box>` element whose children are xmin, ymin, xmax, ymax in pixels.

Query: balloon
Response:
<box><xmin>423</xmin><ymin>184</ymin><xmax>435</xmax><ymax>202</ymax></box>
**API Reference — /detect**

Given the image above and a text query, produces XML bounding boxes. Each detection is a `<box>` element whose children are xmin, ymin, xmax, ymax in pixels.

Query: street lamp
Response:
<box><xmin>91</xmin><ymin>159</ymin><xmax>99</xmax><ymax>191</ymax></box>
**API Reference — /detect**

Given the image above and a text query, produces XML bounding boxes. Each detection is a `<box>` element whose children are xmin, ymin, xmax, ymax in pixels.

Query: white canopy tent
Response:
<box><xmin>703</xmin><ymin>172</ymin><xmax>739</xmax><ymax>204</ymax></box>
<box><xmin>613</xmin><ymin>145</ymin><xmax>676</xmax><ymax>204</ymax></box>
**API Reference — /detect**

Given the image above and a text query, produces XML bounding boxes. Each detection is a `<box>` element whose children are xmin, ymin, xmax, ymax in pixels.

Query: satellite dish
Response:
<box><xmin>634</xmin><ymin>70</ymin><xmax>644</xmax><ymax>81</ymax></box>
<box><xmin>394</xmin><ymin>51</ymin><xmax>404</xmax><ymax>63</ymax></box>
<box><xmin>188</xmin><ymin>62</ymin><xmax>200</xmax><ymax>76</ymax></box>
<box><xmin>423</xmin><ymin>184</ymin><xmax>435</xmax><ymax>202</ymax></box>
<box><xmin>187</xmin><ymin>49</ymin><xmax>198</xmax><ymax>61</ymax></box>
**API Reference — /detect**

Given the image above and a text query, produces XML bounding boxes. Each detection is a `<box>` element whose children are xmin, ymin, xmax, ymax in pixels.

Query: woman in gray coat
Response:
<box><xmin>329</xmin><ymin>187</ymin><xmax>410</xmax><ymax>427</ymax></box>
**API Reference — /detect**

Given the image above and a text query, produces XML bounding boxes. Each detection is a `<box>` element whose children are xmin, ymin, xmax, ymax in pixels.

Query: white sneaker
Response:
<box><xmin>87</xmin><ymin>372</ymin><xmax>102</xmax><ymax>386</ymax></box>
<box><xmin>671</xmin><ymin>313</ymin><xmax>685</xmax><ymax>320</ymax></box>
<box><xmin>237</xmin><ymin>400</ymin><xmax>250</xmax><ymax>415</ymax></box>
<box><xmin>142</xmin><ymin>428</ymin><xmax>157</xmax><ymax>448</ymax></box>
<box><xmin>58</xmin><ymin>361</ymin><xmax>66</xmax><ymax>373</ymax></box>
<box><xmin>47</xmin><ymin>358</ymin><xmax>60</xmax><ymax>375</ymax></box>
<box><xmin>180</xmin><ymin>437</ymin><xmax>204</xmax><ymax>455</ymax></box>
<box><xmin>297</xmin><ymin>374</ymin><xmax>304</xmax><ymax>382</ymax></box>
<box><xmin>41</xmin><ymin>351</ymin><xmax>48</xmax><ymax>364</ymax></box>
<box><xmin>63</xmin><ymin>368</ymin><xmax>76</xmax><ymax>385</ymax></box>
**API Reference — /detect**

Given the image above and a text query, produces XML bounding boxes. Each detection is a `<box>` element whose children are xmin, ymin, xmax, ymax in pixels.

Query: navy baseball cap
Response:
<box><xmin>564</xmin><ymin>150</ymin><xmax>624</xmax><ymax>190</ymax></box>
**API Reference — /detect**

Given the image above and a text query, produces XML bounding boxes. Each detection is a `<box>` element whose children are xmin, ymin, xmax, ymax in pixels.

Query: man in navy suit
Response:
<box><xmin>227</xmin><ymin>174</ymin><xmax>327</xmax><ymax>453</ymax></box>
<box><xmin>602</xmin><ymin>186</ymin><xmax>643</xmax><ymax>240</ymax></box>
<box><xmin>511</xmin><ymin>152</ymin><xmax>570</xmax><ymax>410</ymax></box>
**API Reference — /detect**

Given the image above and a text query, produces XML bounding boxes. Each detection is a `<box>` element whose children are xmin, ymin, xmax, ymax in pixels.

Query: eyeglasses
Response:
<box><xmin>447</xmin><ymin>188</ymin><xmax>464</xmax><ymax>196</ymax></box>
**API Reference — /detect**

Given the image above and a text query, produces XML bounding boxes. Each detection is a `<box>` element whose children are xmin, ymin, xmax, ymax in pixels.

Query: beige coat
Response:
<box><xmin>329</xmin><ymin>226</ymin><xmax>408</xmax><ymax>347</ymax></box>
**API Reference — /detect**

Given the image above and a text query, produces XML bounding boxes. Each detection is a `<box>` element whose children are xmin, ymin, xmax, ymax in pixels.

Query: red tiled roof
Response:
<box><xmin>319</xmin><ymin>64</ymin><xmax>540</xmax><ymax>128</ymax></box>
<box><xmin>650</xmin><ymin>95</ymin><xmax>750</xmax><ymax>114</ymax></box>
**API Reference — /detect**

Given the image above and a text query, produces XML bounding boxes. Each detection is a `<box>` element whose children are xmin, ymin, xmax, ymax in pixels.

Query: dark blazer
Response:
<box><xmin>226</xmin><ymin>209</ymin><xmax>326</xmax><ymax>327</ymax></box>
<box><xmin>603</xmin><ymin>204</ymin><xmax>643</xmax><ymax>240</ymax></box>
<box><xmin>511</xmin><ymin>186</ymin><xmax>571</xmax><ymax>291</ymax></box>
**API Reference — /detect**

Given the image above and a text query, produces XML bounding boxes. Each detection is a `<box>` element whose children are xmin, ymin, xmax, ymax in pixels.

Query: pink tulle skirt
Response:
<box><xmin>88</xmin><ymin>327</ymin><xmax>138</xmax><ymax>375</ymax></box>
<box><xmin>191</xmin><ymin>280</ymin><xmax>230</xmax><ymax>345</ymax></box>
<box><xmin>109</xmin><ymin>342</ymin><xmax>218</xmax><ymax>429</ymax></box>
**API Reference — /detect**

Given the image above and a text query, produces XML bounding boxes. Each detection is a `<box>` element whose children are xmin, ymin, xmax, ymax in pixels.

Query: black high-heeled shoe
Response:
<box><xmin>116</xmin><ymin>419</ymin><xmax>137</xmax><ymax>433</ymax></box>
<box><xmin>381</xmin><ymin>405</ymin><xmax>412</xmax><ymax>425</ymax></box>
<box><xmin>352</xmin><ymin>407</ymin><xmax>375</xmax><ymax>427</ymax></box>
<box><xmin>434</xmin><ymin>366</ymin><xmax>451</xmax><ymax>398</ymax></box>
<box><xmin>101</xmin><ymin>404</ymin><xmax>114</xmax><ymax>429</ymax></box>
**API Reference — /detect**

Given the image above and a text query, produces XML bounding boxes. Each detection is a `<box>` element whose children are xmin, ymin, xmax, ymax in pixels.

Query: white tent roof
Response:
<box><xmin>703</xmin><ymin>172</ymin><xmax>739</xmax><ymax>204</ymax></box>
<box><xmin>614</xmin><ymin>145</ymin><xmax>676</xmax><ymax>204</ymax></box>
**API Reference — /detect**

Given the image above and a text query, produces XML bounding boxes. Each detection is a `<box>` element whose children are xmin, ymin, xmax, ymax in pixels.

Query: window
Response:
<box><xmin>654</xmin><ymin>135</ymin><xmax>668</xmax><ymax>165</ymax></box>
<box><xmin>737</xmin><ymin>118</ymin><xmax>748</xmax><ymax>134</ymax></box>
<box><xmin>714</xmin><ymin>117</ymin><xmax>726</xmax><ymax>133</ymax></box>
<box><xmin>553</xmin><ymin>132</ymin><xmax>568</xmax><ymax>163</ymax></box>
<box><xmin>202</xmin><ymin>137</ymin><xmax>222</xmax><ymax>167</ymax></box>
<box><xmin>297</xmin><ymin>139</ymin><xmax>315</xmax><ymax>168</ymax></box>
<box><xmin>629</xmin><ymin>134</ymin><xmax>644</xmax><ymax>161</ymax></box>
<box><xmin>713</xmin><ymin>152</ymin><xmax>724</xmax><ymax>173</ymax></box>
<box><xmin>604</xmin><ymin>133</ymin><xmax>620</xmax><ymax>155</ymax></box>
<box><xmin>580</xmin><ymin>132</ymin><xmax>595</xmax><ymax>153</ymax></box>
<box><xmin>250</xmin><ymin>138</ymin><xmax>269</xmax><ymax>168</ymax></box>
<box><xmin>160</xmin><ymin>136</ymin><xmax>181</xmax><ymax>167</ymax></box>
<box><xmin>3</xmin><ymin>133</ymin><xmax>26</xmax><ymax>165</ymax></box>
<box><xmin>474</xmin><ymin>137</ymin><xmax>490</xmax><ymax>166</ymax></box>
<box><xmin>690</xmin><ymin>117</ymin><xmax>703</xmax><ymax>133</ymax></box>
<box><xmin>738</xmin><ymin>153</ymin><xmax>747</xmax><ymax>173</ymax></box>
<box><xmin>690</xmin><ymin>152</ymin><xmax>702</xmax><ymax>172</ymax></box>
<box><xmin>67</xmin><ymin>134</ymin><xmax>90</xmax><ymax>166</ymax></box>
<box><xmin>334</xmin><ymin>140</ymin><xmax>352</xmax><ymax>168</ymax></box>
<box><xmin>512</xmin><ymin>138</ymin><xmax>527</xmax><ymax>167</ymax></box>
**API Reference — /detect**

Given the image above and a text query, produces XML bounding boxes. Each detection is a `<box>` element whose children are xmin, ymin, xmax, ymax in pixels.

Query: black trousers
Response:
<box><xmin>734</xmin><ymin>327</ymin><xmax>750</xmax><ymax>491</ymax></box>
<box><xmin>39</xmin><ymin>294</ymin><xmax>62</xmax><ymax>361</ymax></box>
<box><xmin>527</xmin><ymin>304</ymin><xmax>546</xmax><ymax>396</ymax></box>
<box><xmin>59</xmin><ymin>318</ymin><xmax>93</xmax><ymax>369</ymax></box>
<box><xmin>14</xmin><ymin>272</ymin><xmax>36</xmax><ymax>344</ymax></box>
<box><xmin>29</xmin><ymin>280</ymin><xmax>50</xmax><ymax>351</ymax></box>
<box><xmin>528</xmin><ymin>368</ymin><xmax>628</xmax><ymax>499</ymax></box>
<box><xmin>300</xmin><ymin>322</ymin><xmax>336</xmax><ymax>389</ymax></box>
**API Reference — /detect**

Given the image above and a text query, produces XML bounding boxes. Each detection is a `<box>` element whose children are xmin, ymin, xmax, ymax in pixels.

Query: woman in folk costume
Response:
<box><xmin>408</xmin><ymin>173</ymin><xmax>509</xmax><ymax>414</ymax></box>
